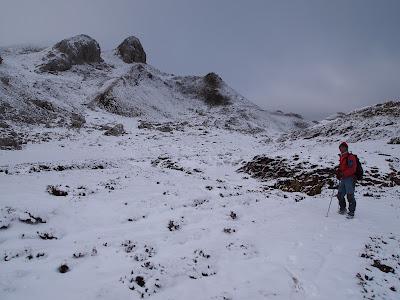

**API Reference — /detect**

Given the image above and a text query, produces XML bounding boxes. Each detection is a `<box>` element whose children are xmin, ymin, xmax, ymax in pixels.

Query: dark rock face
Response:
<box><xmin>0</xmin><ymin>55</ymin><xmax>3</xmax><ymax>64</ymax></box>
<box><xmin>117</xmin><ymin>36</ymin><xmax>146</xmax><ymax>64</ymax></box>
<box><xmin>39</xmin><ymin>34</ymin><xmax>101</xmax><ymax>72</ymax></box>
<box><xmin>201</xmin><ymin>72</ymin><xmax>230</xmax><ymax>106</ymax></box>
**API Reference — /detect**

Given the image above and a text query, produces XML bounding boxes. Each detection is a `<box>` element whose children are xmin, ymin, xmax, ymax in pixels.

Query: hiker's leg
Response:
<box><xmin>344</xmin><ymin>178</ymin><xmax>356</xmax><ymax>215</ymax></box>
<box><xmin>347</xmin><ymin>193</ymin><xmax>356</xmax><ymax>215</ymax></box>
<box><xmin>337</xmin><ymin>180</ymin><xmax>346</xmax><ymax>210</ymax></box>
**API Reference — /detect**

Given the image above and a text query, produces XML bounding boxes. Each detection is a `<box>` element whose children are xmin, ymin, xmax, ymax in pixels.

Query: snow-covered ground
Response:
<box><xmin>1</xmin><ymin>110</ymin><xmax>399</xmax><ymax>300</ymax></box>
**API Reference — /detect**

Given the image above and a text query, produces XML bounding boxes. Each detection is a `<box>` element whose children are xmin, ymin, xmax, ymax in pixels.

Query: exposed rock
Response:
<box><xmin>201</xmin><ymin>72</ymin><xmax>230</xmax><ymax>106</ymax></box>
<box><xmin>0</xmin><ymin>76</ymin><xmax>10</xmax><ymax>85</ymax></box>
<box><xmin>46</xmin><ymin>185</ymin><xmax>68</xmax><ymax>196</ymax></box>
<box><xmin>388</xmin><ymin>137</ymin><xmax>400</xmax><ymax>144</ymax></box>
<box><xmin>30</xmin><ymin>99</ymin><xmax>54</xmax><ymax>111</ymax></box>
<box><xmin>39</xmin><ymin>34</ymin><xmax>101</xmax><ymax>72</ymax></box>
<box><xmin>138</xmin><ymin>120</ymin><xmax>187</xmax><ymax>132</ymax></box>
<box><xmin>0</xmin><ymin>55</ymin><xmax>3</xmax><ymax>64</ymax></box>
<box><xmin>104</xmin><ymin>123</ymin><xmax>126</xmax><ymax>136</ymax></box>
<box><xmin>117</xmin><ymin>36</ymin><xmax>146</xmax><ymax>64</ymax></box>
<box><xmin>238</xmin><ymin>154</ymin><xmax>400</xmax><ymax>196</ymax></box>
<box><xmin>0</xmin><ymin>121</ymin><xmax>9</xmax><ymax>129</ymax></box>
<box><xmin>70</xmin><ymin>113</ymin><xmax>86</xmax><ymax>128</ymax></box>
<box><xmin>0</xmin><ymin>137</ymin><xmax>22</xmax><ymax>150</ymax></box>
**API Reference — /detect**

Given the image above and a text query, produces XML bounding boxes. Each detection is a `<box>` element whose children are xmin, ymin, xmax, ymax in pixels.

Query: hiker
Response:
<box><xmin>336</xmin><ymin>142</ymin><xmax>357</xmax><ymax>218</ymax></box>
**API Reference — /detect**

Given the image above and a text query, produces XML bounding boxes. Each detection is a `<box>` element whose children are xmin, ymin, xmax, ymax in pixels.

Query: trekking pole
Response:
<box><xmin>326</xmin><ymin>183</ymin><xmax>336</xmax><ymax>217</ymax></box>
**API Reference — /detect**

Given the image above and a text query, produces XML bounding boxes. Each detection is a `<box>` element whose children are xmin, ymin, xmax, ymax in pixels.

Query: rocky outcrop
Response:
<box><xmin>0</xmin><ymin>55</ymin><xmax>3</xmax><ymax>64</ymax></box>
<box><xmin>39</xmin><ymin>34</ymin><xmax>101</xmax><ymax>72</ymax></box>
<box><xmin>201</xmin><ymin>72</ymin><xmax>230</xmax><ymax>106</ymax></box>
<box><xmin>116</xmin><ymin>36</ymin><xmax>146</xmax><ymax>64</ymax></box>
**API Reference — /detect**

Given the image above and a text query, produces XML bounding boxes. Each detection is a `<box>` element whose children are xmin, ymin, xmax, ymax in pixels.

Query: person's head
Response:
<box><xmin>339</xmin><ymin>141</ymin><xmax>348</xmax><ymax>154</ymax></box>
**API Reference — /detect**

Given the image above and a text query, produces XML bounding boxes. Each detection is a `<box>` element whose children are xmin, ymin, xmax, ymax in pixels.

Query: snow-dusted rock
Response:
<box><xmin>104</xmin><ymin>123</ymin><xmax>126</xmax><ymax>136</ymax></box>
<box><xmin>0</xmin><ymin>55</ymin><xmax>3</xmax><ymax>64</ymax></box>
<box><xmin>116</xmin><ymin>36</ymin><xmax>146</xmax><ymax>64</ymax></box>
<box><xmin>39</xmin><ymin>34</ymin><xmax>101</xmax><ymax>72</ymax></box>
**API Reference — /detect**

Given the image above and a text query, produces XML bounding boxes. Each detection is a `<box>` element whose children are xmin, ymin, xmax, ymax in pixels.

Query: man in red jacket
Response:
<box><xmin>336</xmin><ymin>142</ymin><xmax>357</xmax><ymax>218</ymax></box>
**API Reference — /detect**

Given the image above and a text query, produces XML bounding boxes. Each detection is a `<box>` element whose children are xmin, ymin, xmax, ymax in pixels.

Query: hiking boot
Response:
<box><xmin>346</xmin><ymin>212</ymin><xmax>354</xmax><ymax>219</ymax></box>
<box><xmin>338</xmin><ymin>208</ymin><xmax>347</xmax><ymax>215</ymax></box>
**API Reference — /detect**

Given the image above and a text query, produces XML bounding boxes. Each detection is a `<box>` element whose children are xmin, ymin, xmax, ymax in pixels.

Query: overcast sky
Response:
<box><xmin>1</xmin><ymin>0</ymin><xmax>399</xmax><ymax>120</ymax></box>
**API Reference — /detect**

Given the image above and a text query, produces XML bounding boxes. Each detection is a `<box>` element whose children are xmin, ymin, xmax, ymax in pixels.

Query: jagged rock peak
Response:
<box><xmin>39</xmin><ymin>34</ymin><xmax>101</xmax><ymax>72</ymax></box>
<box><xmin>116</xmin><ymin>36</ymin><xmax>146</xmax><ymax>64</ymax></box>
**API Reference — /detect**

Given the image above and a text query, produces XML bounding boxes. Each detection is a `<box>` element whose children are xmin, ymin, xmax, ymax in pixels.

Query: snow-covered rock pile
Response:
<box><xmin>282</xmin><ymin>101</ymin><xmax>400</xmax><ymax>143</ymax></box>
<box><xmin>116</xmin><ymin>36</ymin><xmax>146</xmax><ymax>64</ymax></box>
<box><xmin>238</xmin><ymin>153</ymin><xmax>400</xmax><ymax>196</ymax></box>
<box><xmin>38</xmin><ymin>34</ymin><xmax>102</xmax><ymax>72</ymax></box>
<box><xmin>238</xmin><ymin>155</ymin><xmax>336</xmax><ymax>196</ymax></box>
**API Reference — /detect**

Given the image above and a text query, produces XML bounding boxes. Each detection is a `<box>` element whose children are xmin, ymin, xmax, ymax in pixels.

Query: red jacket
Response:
<box><xmin>338</xmin><ymin>152</ymin><xmax>357</xmax><ymax>178</ymax></box>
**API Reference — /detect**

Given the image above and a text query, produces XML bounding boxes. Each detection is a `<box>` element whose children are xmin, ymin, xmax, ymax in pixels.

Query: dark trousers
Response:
<box><xmin>337</xmin><ymin>177</ymin><xmax>356</xmax><ymax>214</ymax></box>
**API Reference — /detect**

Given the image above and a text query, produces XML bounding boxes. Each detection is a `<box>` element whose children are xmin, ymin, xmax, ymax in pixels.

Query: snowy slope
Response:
<box><xmin>280</xmin><ymin>101</ymin><xmax>400</xmax><ymax>143</ymax></box>
<box><xmin>0</xmin><ymin>44</ymin><xmax>309</xmax><ymax>150</ymax></box>
<box><xmin>0</xmin><ymin>112</ymin><xmax>399</xmax><ymax>300</ymax></box>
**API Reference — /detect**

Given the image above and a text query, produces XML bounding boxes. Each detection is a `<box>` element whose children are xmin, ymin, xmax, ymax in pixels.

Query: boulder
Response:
<box><xmin>39</xmin><ymin>34</ymin><xmax>101</xmax><ymax>72</ymax></box>
<box><xmin>116</xmin><ymin>36</ymin><xmax>146</xmax><ymax>64</ymax></box>
<box><xmin>104</xmin><ymin>124</ymin><xmax>126</xmax><ymax>136</ymax></box>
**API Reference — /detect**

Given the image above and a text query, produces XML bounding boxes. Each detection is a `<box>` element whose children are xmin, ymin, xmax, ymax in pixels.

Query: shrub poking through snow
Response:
<box><xmin>167</xmin><ymin>220</ymin><xmax>180</xmax><ymax>231</ymax></box>
<box><xmin>58</xmin><ymin>263</ymin><xmax>70</xmax><ymax>273</ymax></box>
<box><xmin>121</xmin><ymin>261</ymin><xmax>165</xmax><ymax>298</ymax></box>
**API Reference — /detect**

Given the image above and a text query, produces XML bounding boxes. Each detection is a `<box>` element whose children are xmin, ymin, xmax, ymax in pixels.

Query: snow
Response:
<box><xmin>1</xmin><ymin>115</ymin><xmax>399</xmax><ymax>299</ymax></box>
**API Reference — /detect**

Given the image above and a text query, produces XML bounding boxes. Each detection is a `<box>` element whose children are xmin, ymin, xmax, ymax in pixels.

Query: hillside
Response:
<box><xmin>0</xmin><ymin>35</ymin><xmax>308</xmax><ymax>150</ymax></box>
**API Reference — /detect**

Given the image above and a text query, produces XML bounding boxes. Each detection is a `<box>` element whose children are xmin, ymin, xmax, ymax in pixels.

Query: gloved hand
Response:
<box><xmin>336</xmin><ymin>169</ymin><xmax>343</xmax><ymax>180</ymax></box>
